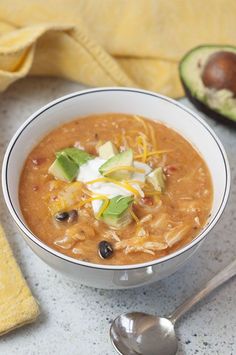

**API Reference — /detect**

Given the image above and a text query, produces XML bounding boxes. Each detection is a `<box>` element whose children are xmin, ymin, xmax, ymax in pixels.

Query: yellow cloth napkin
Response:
<box><xmin>0</xmin><ymin>0</ymin><xmax>236</xmax><ymax>97</ymax></box>
<box><xmin>0</xmin><ymin>226</ymin><xmax>40</xmax><ymax>335</ymax></box>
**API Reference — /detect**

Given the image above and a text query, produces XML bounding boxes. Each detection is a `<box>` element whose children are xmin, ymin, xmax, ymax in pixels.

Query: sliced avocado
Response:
<box><xmin>48</xmin><ymin>153</ymin><xmax>78</xmax><ymax>182</ymax></box>
<box><xmin>98</xmin><ymin>141</ymin><xmax>118</xmax><ymax>160</ymax></box>
<box><xmin>147</xmin><ymin>167</ymin><xmax>166</xmax><ymax>192</ymax></box>
<box><xmin>56</xmin><ymin>147</ymin><xmax>93</xmax><ymax>166</ymax></box>
<box><xmin>179</xmin><ymin>45</ymin><xmax>236</xmax><ymax>125</ymax></box>
<box><xmin>99</xmin><ymin>149</ymin><xmax>133</xmax><ymax>180</ymax></box>
<box><xmin>49</xmin><ymin>147</ymin><xmax>93</xmax><ymax>182</ymax></box>
<box><xmin>101</xmin><ymin>195</ymin><xmax>133</xmax><ymax>228</ymax></box>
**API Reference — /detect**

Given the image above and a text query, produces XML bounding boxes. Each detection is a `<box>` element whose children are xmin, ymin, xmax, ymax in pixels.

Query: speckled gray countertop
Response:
<box><xmin>0</xmin><ymin>78</ymin><xmax>235</xmax><ymax>355</ymax></box>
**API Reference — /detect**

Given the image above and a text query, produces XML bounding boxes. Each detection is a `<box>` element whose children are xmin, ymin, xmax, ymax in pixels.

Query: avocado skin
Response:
<box><xmin>181</xmin><ymin>79</ymin><xmax>236</xmax><ymax>127</ymax></box>
<box><xmin>179</xmin><ymin>44</ymin><xmax>236</xmax><ymax>127</ymax></box>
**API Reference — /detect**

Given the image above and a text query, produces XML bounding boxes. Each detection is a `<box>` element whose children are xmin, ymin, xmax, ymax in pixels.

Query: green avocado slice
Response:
<box><xmin>98</xmin><ymin>141</ymin><xmax>118</xmax><ymax>159</ymax></box>
<box><xmin>48</xmin><ymin>153</ymin><xmax>78</xmax><ymax>182</ymax></box>
<box><xmin>56</xmin><ymin>147</ymin><xmax>93</xmax><ymax>166</ymax></box>
<box><xmin>99</xmin><ymin>149</ymin><xmax>133</xmax><ymax>180</ymax></box>
<box><xmin>179</xmin><ymin>45</ymin><xmax>236</xmax><ymax>124</ymax></box>
<box><xmin>49</xmin><ymin>147</ymin><xmax>93</xmax><ymax>182</ymax></box>
<box><xmin>147</xmin><ymin>167</ymin><xmax>166</xmax><ymax>192</ymax></box>
<box><xmin>101</xmin><ymin>195</ymin><xmax>133</xmax><ymax>228</ymax></box>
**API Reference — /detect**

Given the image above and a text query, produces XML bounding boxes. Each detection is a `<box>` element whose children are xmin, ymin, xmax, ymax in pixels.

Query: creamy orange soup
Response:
<box><xmin>19</xmin><ymin>114</ymin><xmax>213</xmax><ymax>265</ymax></box>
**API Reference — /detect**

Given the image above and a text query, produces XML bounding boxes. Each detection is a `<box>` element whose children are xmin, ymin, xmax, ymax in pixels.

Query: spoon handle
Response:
<box><xmin>169</xmin><ymin>259</ymin><xmax>236</xmax><ymax>324</ymax></box>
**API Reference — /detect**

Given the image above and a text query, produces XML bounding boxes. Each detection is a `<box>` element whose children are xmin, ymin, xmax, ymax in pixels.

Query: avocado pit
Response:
<box><xmin>202</xmin><ymin>51</ymin><xmax>236</xmax><ymax>95</ymax></box>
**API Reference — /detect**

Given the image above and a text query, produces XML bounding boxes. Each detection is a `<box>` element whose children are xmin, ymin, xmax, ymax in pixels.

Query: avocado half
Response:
<box><xmin>179</xmin><ymin>45</ymin><xmax>236</xmax><ymax>125</ymax></box>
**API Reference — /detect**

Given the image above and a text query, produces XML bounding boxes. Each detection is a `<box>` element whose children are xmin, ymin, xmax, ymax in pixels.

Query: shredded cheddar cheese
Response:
<box><xmin>135</xmin><ymin>149</ymin><xmax>172</xmax><ymax>159</ymax></box>
<box><xmin>133</xmin><ymin>115</ymin><xmax>157</xmax><ymax>150</ymax></box>
<box><xmin>95</xmin><ymin>196</ymin><xmax>110</xmax><ymax>218</ymax></box>
<box><xmin>129</xmin><ymin>129</ymin><xmax>147</xmax><ymax>137</ymax></box>
<box><xmin>79</xmin><ymin>197</ymin><xmax>99</xmax><ymax>207</ymax></box>
<box><xmin>86</xmin><ymin>177</ymin><xmax>141</xmax><ymax>196</ymax></box>
<box><xmin>137</xmin><ymin>135</ymin><xmax>148</xmax><ymax>163</ymax></box>
<box><xmin>103</xmin><ymin>165</ymin><xmax>145</xmax><ymax>176</ymax></box>
<box><xmin>79</xmin><ymin>195</ymin><xmax>109</xmax><ymax>218</ymax></box>
<box><xmin>148</xmin><ymin>124</ymin><xmax>157</xmax><ymax>149</ymax></box>
<box><xmin>126</xmin><ymin>179</ymin><xmax>145</xmax><ymax>186</ymax></box>
<box><xmin>144</xmin><ymin>191</ymin><xmax>161</xmax><ymax>196</ymax></box>
<box><xmin>147</xmin><ymin>149</ymin><xmax>172</xmax><ymax>156</ymax></box>
<box><xmin>133</xmin><ymin>115</ymin><xmax>149</xmax><ymax>135</ymax></box>
<box><xmin>129</xmin><ymin>207</ymin><xmax>140</xmax><ymax>224</ymax></box>
<box><xmin>82</xmin><ymin>188</ymin><xmax>93</xmax><ymax>196</ymax></box>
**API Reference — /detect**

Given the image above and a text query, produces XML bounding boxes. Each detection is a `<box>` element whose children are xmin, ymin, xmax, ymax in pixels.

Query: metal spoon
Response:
<box><xmin>110</xmin><ymin>259</ymin><xmax>236</xmax><ymax>355</ymax></box>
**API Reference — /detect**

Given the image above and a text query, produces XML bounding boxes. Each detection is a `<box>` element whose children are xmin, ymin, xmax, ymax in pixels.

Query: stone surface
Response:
<box><xmin>0</xmin><ymin>77</ymin><xmax>235</xmax><ymax>355</ymax></box>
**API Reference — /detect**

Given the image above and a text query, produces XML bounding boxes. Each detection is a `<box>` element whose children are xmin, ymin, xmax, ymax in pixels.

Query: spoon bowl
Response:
<box><xmin>110</xmin><ymin>312</ymin><xmax>178</xmax><ymax>355</ymax></box>
<box><xmin>110</xmin><ymin>260</ymin><xmax>236</xmax><ymax>355</ymax></box>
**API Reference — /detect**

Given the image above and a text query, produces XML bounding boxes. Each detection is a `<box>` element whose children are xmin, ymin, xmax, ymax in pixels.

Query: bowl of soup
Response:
<box><xmin>2</xmin><ymin>88</ymin><xmax>230</xmax><ymax>289</ymax></box>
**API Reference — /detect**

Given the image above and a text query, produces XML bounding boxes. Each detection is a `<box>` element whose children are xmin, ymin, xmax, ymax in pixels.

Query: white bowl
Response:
<box><xmin>2</xmin><ymin>88</ymin><xmax>230</xmax><ymax>289</ymax></box>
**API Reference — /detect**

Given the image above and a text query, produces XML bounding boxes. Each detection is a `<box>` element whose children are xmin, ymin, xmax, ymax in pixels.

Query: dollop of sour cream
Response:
<box><xmin>77</xmin><ymin>157</ymin><xmax>151</xmax><ymax>214</ymax></box>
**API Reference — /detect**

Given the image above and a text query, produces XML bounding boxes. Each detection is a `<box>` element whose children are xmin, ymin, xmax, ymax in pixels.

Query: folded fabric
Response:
<box><xmin>0</xmin><ymin>0</ymin><xmax>236</xmax><ymax>97</ymax></box>
<box><xmin>0</xmin><ymin>225</ymin><xmax>40</xmax><ymax>335</ymax></box>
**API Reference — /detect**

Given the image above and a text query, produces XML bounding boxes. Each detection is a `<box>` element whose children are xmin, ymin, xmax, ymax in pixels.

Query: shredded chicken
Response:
<box><xmin>137</xmin><ymin>227</ymin><xmax>148</xmax><ymax>237</ymax></box>
<box><xmin>115</xmin><ymin>236</ymin><xmax>145</xmax><ymax>250</ymax></box>
<box><xmin>178</xmin><ymin>200</ymin><xmax>200</xmax><ymax>213</ymax></box>
<box><xmin>124</xmin><ymin>246</ymin><xmax>155</xmax><ymax>255</ymax></box>
<box><xmin>142</xmin><ymin>241</ymin><xmax>168</xmax><ymax>250</ymax></box>
<box><xmin>140</xmin><ymin>214</ymin><xmax>152</xmax><ymax>224</ymax></box>
<box><xmin>66</xmin><ymin>223</ymin><xmax>95</xmax><ymax>241</ymax></box>
<box><xmin>150</xmin><ymin>213</ymin><xmax>170</xmax><ymax>229</ymax></box>
<box><xmin>93</xmin><ymin>220</ymin><xmax>100</xmax><ymax>228</ymax></box>
<box><xmin>48</xmin><ymin>182</ymin><xmax>82</xmax><ymax>215</ymax></box>
<box><xmin>164</xmin><ymin>225</ymin><xmax>190</xmax><ymax>247</ymax></box>
<box><xmin>115</xmin><ymin>235</ymin><xmax>167</xmax><ymax>254</ymax></box>
<box><xmin>80</xmin><ymin>209</ymin><xmax>91</xmax><ymax>218</ymax></box>
<box><xmin>72</xmin><ymin>244</ymin><xmax>84</xmax><ymax>255</ymax></box>
<box><xmin>139</xmin><ymin>198</ymin><xmax>162</xmax><ymax>212</ymax></box>
<box><xmin>74</xmin><ymin>141</ymin><xmax>84</xmax><ymax>150</ymax></box>
<box><xmin>104</xmin><ymin>230</ymin><xmax>121</xmax><ymax>242</ymax></box>
<box><xmin>194</xmin><ymin>216</ymin><xmax>201</xmax><ymax>226</ymax></box>
<box><xmin>54</xmin><ymin>235</ymin><xmax>75</xmax><ymax>250</ymax></box>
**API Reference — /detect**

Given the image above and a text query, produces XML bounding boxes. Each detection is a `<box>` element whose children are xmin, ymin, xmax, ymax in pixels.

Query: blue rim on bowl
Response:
<box><xmin>1</xmin><ymin>88</ymin><xmax>231</xmax><ymax>271</ymax></box>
